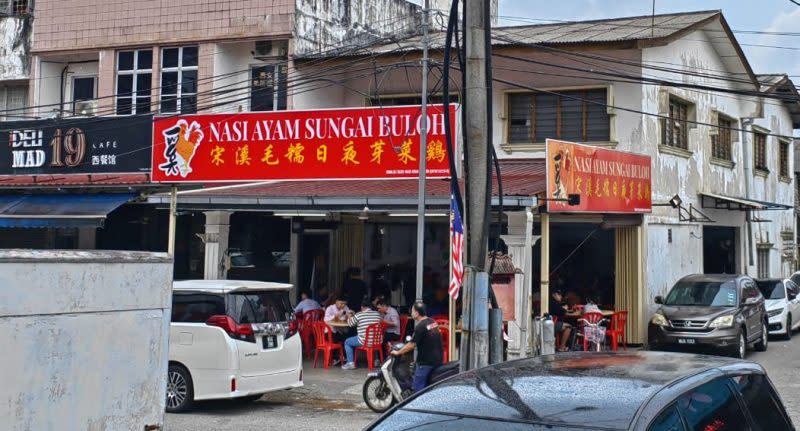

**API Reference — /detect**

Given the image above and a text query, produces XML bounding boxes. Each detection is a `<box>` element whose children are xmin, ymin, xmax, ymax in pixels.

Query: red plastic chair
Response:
<box><xmin>439</xmin><ymin>325</ymin><xmax>450</xmax><ymax>363</ymax></box>
<box><xmin>606</xmin><ymin>311</ymin><xmax>628</xmax><ymax>352</ymax></box>
<box><xmin>301</xmin><ymin>309</ymin><xmax>324</xmax><ymax>358</ymax></box>
<box><xmin>580</xmin><ymin>311</ymin><xmax>606</xmax><ymax>351</ymax></box>
<box><xmin>312</xmin><ymin>321</ymin><xmax>344</xmax><ymax>369</ymax></box>
<box><xmin>355</xmin><ymin>323</ymin><xmax>385</xmax><ymax>371</ymax></box>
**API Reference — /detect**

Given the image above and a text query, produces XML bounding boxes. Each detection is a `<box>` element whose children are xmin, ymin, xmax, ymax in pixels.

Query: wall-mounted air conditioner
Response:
<box><xmin>74</xmin><ymin>100</ymin><xmax>97</xmax><ymax>116</ymax></box>
<box><xmin>253</xmin><ymin>40</ymin><xmax>288</xmax><ymax>60</ymax></box>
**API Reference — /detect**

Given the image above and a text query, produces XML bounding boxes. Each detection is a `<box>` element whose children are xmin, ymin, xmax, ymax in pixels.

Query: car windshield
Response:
<box><xmin>227</xmin><ymin>290</ymin><xmax>292</xmax><ymax>323</ymax></box>
<box><xmin>664</xmin><ymin>281</ymin><xmax>738</xmax><ymax>307</ymax></box>
<box><xmin>756</xmin><ymin>281</ymin><xmax>785</xmax><ymax>300</ymax></box>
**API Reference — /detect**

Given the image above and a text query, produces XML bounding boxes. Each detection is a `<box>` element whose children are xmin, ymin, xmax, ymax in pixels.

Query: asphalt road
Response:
<box><xmin>164</xmin><ymin>391</ymin><xmax>376</xmax><ymax>431</ymax></box>
<box><xmin>748</xmin><ymin>335</ymin><xmax>800</xmax><ymax>426</ymax></box>
<box><xmin>166</xmin><ymin>338</ymin><xmax>800</xmax><ymax>431</ymax></box>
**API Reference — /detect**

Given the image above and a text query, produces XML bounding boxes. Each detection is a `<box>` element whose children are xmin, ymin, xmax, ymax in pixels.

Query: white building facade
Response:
<box><xmin>293</xmin><ymin>10</ymin><xmax>800</xmax><ymax>343</ymax></box>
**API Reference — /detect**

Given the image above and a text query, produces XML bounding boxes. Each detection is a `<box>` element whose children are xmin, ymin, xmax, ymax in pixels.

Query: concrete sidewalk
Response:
<box><xmin>263</xmin><ymin>358</ymin><xmax>375</xmax><ymax>412</ymax></box>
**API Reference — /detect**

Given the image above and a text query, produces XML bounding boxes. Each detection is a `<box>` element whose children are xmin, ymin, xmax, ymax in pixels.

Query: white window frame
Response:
<box><xmin>757</xmin><ymin>247</ymin><xmax>770</xmax><ymax>279</ymax></box>
<box><xmin>115</xmin><ymin>50</ymin><xmax>153</xmax><ymax>115</ymax></box>
<box><xmin>1</xmin><ymin>85</ymin><xmax>27</xmax><ymax>121</ymax></box>
<box><xmin>249</xmin><ymin>63</ymin><xmax>288</xmax><ymax>112</ymax></box>
<box><xmin>160</xmin><ymin>46</ymin><xmax>199</xmax><ymax>114</ymax></box>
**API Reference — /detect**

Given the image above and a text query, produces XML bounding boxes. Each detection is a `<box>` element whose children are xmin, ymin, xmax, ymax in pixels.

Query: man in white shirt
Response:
<box><xmin>324</xmin><ymin>297</ymin><xmax>351</xmax><ymax>343</ymax></box>
<box><xmin>294</xmin><ymin>290</ymin><xmax>321</xmax><ymax>315</ymax></box>
<box><xmin>376</xmin><ymin>298</ymin><xmax>402</xmax><ymax>342</ymax></box>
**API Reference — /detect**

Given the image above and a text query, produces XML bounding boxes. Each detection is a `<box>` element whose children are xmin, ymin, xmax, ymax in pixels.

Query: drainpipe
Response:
<box><xmin>59</xmin><ymin>64</ymin><xmax>69</xmax><ymax>117</ymax></box>
<box><xmin>741</xmin><ymin>117</ymin><xmax>755</xmax><ymax>269</ymax></box>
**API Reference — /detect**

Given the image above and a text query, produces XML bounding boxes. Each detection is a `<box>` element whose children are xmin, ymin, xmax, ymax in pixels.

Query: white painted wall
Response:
<box><xmin>0</xmin><ymin>250</ymin><xmax>173</xmax><ymax>431</ymax></box>
<box><xmin>213</xmin><ymin>42</ymin><xmax>255</xmax><ymax>113</ymax></box>
<box><xmin>33</xmin><ymin>60</ymin><xmax>98</xmax><ymax>117</ymax></box>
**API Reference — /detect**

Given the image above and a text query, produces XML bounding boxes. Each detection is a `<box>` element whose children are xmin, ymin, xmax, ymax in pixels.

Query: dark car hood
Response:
<box><xmin>659</xmin><ymin>305</ymin><xmax>735</xmax><ymax>320</ymax></box>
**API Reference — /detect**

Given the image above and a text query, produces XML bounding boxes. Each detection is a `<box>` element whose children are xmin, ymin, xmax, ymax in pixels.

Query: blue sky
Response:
<box><xmin>497</xmin><ymin>0</ymin><xmax>800</xmax><ymax>78</ymax></box>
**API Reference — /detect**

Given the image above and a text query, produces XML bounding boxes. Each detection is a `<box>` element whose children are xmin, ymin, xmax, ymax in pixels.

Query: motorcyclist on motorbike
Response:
<box><xmin>390</xmin><ymin>301</ymin><xmax>443</xmax><ymax>392</ymax></box>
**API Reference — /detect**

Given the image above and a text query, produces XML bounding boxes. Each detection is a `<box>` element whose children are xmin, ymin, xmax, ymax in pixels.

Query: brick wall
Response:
<box><xmin>32</xmin><ymin>0</ymin><xmax>294</xmax><ymax>53</ymax></box>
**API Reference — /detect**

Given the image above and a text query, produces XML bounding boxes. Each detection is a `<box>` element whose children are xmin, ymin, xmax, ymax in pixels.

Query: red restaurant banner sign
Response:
<box><xmin>546</xmin><ymin>139</ymin><xmax>652</xmax><ymax>213</ymax></box>
<box><xmin>150</xmin><ymin>105</ymin><xmax>457</xmax><ymax>183</ymax></box>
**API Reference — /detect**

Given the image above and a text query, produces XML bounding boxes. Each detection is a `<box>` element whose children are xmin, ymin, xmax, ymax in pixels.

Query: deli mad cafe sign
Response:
<box><xmin>0</xmin><ymin>116</ymin><xmax>153</xmax><ymax>175</ymax></box>
<box><xmin>546</xmin><ymin>139</ymin><xmax>652</xmax><ymax>214</ymax></box>
<box><xmin>150</xmin><ymin>105</ymin><xmax>458</xmax><ymax>183</ymax></box>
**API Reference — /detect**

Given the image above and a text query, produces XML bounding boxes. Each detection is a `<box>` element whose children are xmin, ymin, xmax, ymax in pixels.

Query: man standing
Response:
<box><xmin>294</xmin><ymin>290</ymin><xmax>321</xmax><ymax>315</ymax></box>
<box><xmin>391</xmin><ymin>302</ymin><xmax>443</xmax><ymax>392</ymax></box>
<box><xmin>343</xmin><ymin>267</ymin><xmax>367</xmax><ymax>310</ymax></box>
<box><xmin>341</xmin><ymin>299</ymin><xmax>383</xmax><ymax>370</ymax></box>
<box><xmin>376</xmin><ymin>298</ymin><xmax>402</xmax><ymax>342</ymax></box>
<box><xmin>324</xmin><ymin>297</ymin><xmax>351</xmax><ymax>343</ymax></box>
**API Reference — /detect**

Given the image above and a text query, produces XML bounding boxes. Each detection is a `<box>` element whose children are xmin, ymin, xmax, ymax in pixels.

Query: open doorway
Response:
<box><xmin>703</xmin><ymin>226</ymin><xmax>737</xmax><ymax>274</ymax></box>
<box><xmin>299</xmin><ymin>232</ymin><xmax>331</xmax><ymax>303</ymax></box>
<box><xmin>534</xmin><ymin>223</ymin><xmax>616</xmax><ymax>309</ymax></box>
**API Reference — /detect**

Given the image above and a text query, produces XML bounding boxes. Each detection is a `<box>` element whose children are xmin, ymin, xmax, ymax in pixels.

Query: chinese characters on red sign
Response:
<box><xmin>546</xmin><ymin>139</ymin><xmax>652</xmax><ymax>213</ymax></box>
<box><xmin>150</xmin><ymin>105</ymin><xmax>458</xmax><ymax>183</ymax></box>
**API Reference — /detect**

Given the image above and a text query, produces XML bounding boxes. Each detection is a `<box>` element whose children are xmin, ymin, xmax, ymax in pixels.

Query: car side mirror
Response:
<box><xmin>789</xmin><ymin>294</ymin><xmax>797</xmax><ymax>301</ymax></box>
<box><xmin>743</xmin><ymin>297</ymin><xmax>759</xmax><ymax>306</ymax></box>
<box><xmin>654</xmin><ymin>296</ymin><xmax>664</xmax><ymax>305</ymax></box>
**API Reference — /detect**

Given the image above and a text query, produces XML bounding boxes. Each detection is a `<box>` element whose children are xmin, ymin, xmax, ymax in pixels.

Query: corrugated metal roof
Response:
<box><xmin>300</xmin><ymin>10</ymin><xmax>720</xmax><ymax>58</ymax></box>
<box><xmin>0</xmin><ymin>173</ymin><xmax>152</xmax><ymax>188</ymax></box>
<box><xmin>167</xmin><ymin>158</ymin><xmax>545</xmax><ymax>199</ymax></box>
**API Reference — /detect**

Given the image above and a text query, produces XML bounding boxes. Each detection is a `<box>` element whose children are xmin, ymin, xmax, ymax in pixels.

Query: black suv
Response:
<box><xmin>649</xmin><ymin>274</ymin><xmax>769</xmax><ymax>359</ymax></box>
<box><xmin>367</xmin><ymin>351</ymin><xmax>793</xmax><ymax>431</ymax></box>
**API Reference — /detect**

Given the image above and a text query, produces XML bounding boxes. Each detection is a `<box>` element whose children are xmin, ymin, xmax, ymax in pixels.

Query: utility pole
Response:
<box><xmin>415</xmin><ymin>0</ymin><xmax>430</xmax><ymax>301</ymax></box>
<box><xmin>465</xmin><ymin>0</ymin><xmax>488</xmax><ymax>267</ymax></box>
<box><xmin>460</xmin><ymin>0</ymin><xmax>490</xmax><ymax>371</ymax></box>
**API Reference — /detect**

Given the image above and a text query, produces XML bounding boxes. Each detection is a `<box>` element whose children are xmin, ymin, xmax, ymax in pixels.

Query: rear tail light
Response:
<box><xmin>206</xmin><ymin>315</ymin><xmax>256</xmax><ymax>342</ymax></box>
<box><xmin>285</xmin><ymin>315</ymin><xmax>299</xmax><ymax>339</ymax></box>
<box><xmin>231</xmin><ymin>377</ymin><xmax>237</xmax><ymax>392</ymax></box>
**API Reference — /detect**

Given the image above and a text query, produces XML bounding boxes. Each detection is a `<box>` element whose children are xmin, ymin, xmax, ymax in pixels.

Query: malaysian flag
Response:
<box><xmin>449</xmin><ymin>193</ymin><xmax>464</xmax><ymax>299</ymax></box>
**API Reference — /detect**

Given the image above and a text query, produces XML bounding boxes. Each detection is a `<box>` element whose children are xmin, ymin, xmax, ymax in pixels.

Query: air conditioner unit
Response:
<box><xmin>74</xmin><ymin>100</ymin><xmax>97</xmax><ymax>116</ymax></box>
<box><xmin>254</xmin><ymin>41</ymin><xmax>273</xmax><ymax>57</ymax></box>
<box><xmin>253</xmin><ymin>40</ymin><xmax>288</xmax><ymax>60</ymax></box>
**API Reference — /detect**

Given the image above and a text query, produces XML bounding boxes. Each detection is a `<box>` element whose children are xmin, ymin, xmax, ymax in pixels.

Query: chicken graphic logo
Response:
<box><xmin>552</xmin><ymin>146</ymin><xmax>572</xmax><ymax>200</ymax></box>
<box><xmin>159</xmin><ymin>120</ymin><xmax>204</xmax><ymax>178</ymax></box>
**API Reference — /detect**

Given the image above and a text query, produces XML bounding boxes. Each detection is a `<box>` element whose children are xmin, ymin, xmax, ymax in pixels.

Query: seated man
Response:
<box><xmin>376</xmin><ymin>298</ymin><xmax>402</xmax><ymax>342</ymax></box>
<box><xmin>294</xmin><ymin>290</ymin><xmax>321</xmax><ymax>315</ymax></box>
<box><xmin>341</xmin><ymin>299</ymin><xmax>383</xmax><ymax>370</ymax></box>
<box><xmin>549</xmin><ymin>289</ymin><xmax>573</xmax><ymax>352</ymax></box>
<box><xmin>324</xmin><ymin>297</ymin><xmax>351</xmax><ymax>343</ymax></box>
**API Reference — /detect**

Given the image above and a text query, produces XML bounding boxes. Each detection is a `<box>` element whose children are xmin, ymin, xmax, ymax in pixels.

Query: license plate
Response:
<box><xmin>367</xmin><ymin>372</ymin><xmax>380</xmax><ymax>377</ymax></box>
<box><xmin>262</xmin><ymin>335</ymin><xmax>278</xmax><ymax>349</ymax></box>
<box><xmin>678</xmin><ymin>338</ymin><xmax>696</xmax><ymax>345</ymax></box>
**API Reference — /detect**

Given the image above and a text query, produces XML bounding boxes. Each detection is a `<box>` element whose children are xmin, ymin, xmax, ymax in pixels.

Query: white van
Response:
<box><xmin>167</xmin><ymin>280</ymin><xmax>303</xmax><ymax>412</ymax></box>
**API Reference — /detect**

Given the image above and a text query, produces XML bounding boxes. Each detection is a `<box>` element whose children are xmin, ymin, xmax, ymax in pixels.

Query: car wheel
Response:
<box><xmin>166</xmin><ymin>364</ymin><xmax>194</xmax><ymax>413</ymax></box>
<box><xmin>730</xmin><ymin>331</ymin><xmax>746</xmax><ymax>359</ymax></box>
<box><xmin>755</xmin><ymin>322</ymin><xmax>768</xmax><ymax>352</ymax></box>
<box><xmin>784</xmin><ymin>315</ymin><xmax>793</xmax><ymax>341</ymax></box>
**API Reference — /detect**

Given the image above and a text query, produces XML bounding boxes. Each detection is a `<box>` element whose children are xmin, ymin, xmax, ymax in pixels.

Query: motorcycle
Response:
<box><xmin>362</xmin><ymin>341</ymin><xmax>460</xmax><ymax>413</ymax></box>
